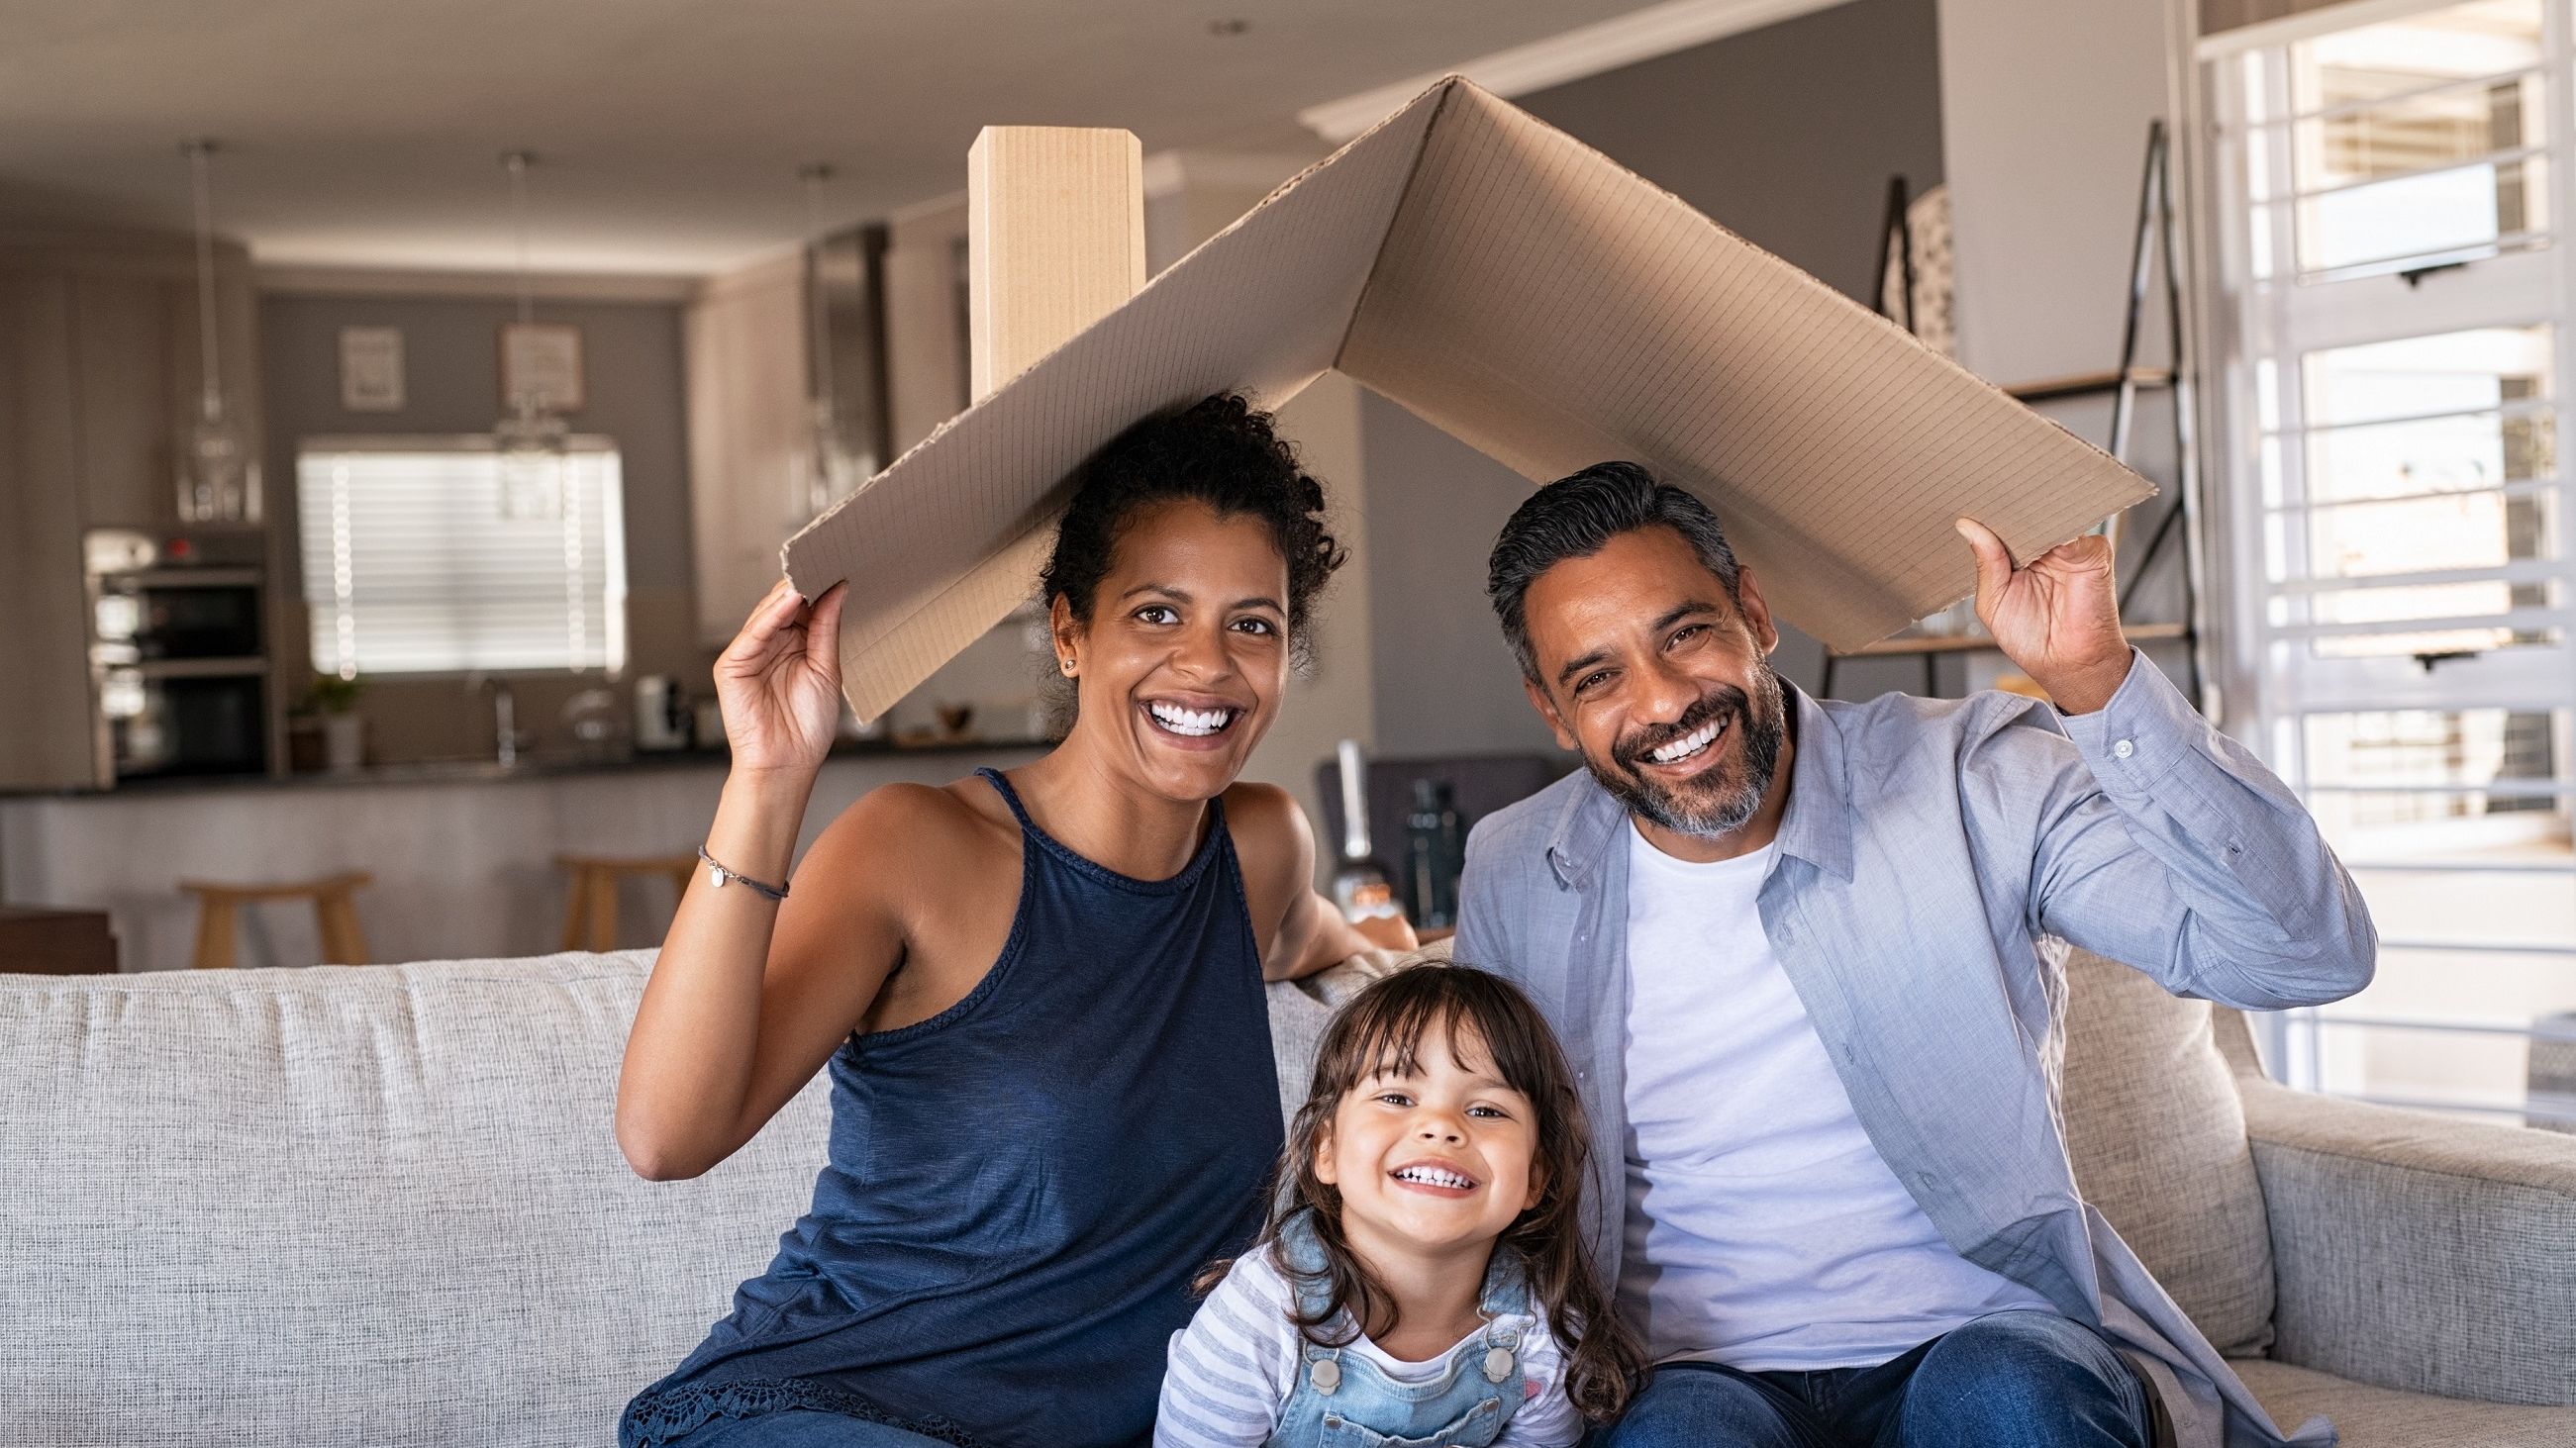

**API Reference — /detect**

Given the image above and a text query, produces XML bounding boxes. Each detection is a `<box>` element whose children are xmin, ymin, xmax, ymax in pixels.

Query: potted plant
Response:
<box><xmin>306</xmin><ymin>673</ymin><xmax>367</xmax><ymax>773</ymax></box>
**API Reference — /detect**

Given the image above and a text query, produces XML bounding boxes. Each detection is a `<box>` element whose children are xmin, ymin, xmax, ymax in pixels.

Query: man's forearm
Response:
<box><xmin>2047</xmin><ymin>649</ymin><xmax>2377</xmax><ymax>1008</ymax></box>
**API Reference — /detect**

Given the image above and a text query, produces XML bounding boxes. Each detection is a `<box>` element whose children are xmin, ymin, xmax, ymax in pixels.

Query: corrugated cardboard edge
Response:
<box><xmin>1325</xmin><ymin>80</ymin><xmax>1459</xmax><ymax>379</ymax></box>
<box><xmin>784</xmin><ymin>73</ymin><xmax>2160</xmax><ymax>716</ymax></box>
<box><xmin>781</xmin><ymin>81</ymin><xmax>1452</xmax><ymax>721</ymax></box>
<box><xmin>782</xmin><ymin>75</ymin><xmax>1459</xmax><ymax>577</ymax></box>
<box><xmin>1339</xmin><ymin>77</ymin><xmax>2163</xmax><ymax>641</ymax></box>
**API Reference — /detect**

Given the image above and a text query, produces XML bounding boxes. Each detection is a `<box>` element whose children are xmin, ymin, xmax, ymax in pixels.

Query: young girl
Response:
<box><xmin>1159</xmin><ymin>966</ymin><xmax>1644</xmax><ymax>1448</ymax></box>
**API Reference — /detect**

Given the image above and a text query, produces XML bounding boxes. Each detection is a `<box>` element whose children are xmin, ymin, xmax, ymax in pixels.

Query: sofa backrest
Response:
<box><xmin>0</xmin><ymin>944</ymin><xmax>2270</xmax><ymax>1441</ymax></box>
<box><xmin>0</xmin><ymin>954</ymin><xmax>1335</xmax><ymax>1447</ymax></box>
<box><xmin>2058</xmin><ymin>946</ymin><xmax>2276</xmax><ymax>1358</ymax></box>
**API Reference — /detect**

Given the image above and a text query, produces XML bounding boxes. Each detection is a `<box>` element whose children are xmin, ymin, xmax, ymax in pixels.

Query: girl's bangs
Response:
<box><xmin>1327</xmin><ymin>971</ymin><xmax>1543</xmax><ymax>1102</ymax></box>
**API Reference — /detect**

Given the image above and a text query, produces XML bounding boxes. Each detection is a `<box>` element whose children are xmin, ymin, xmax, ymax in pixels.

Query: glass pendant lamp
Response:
<box><xmin>494</xmin><ymin>150</ymin><xmax>569</xmax><ymax>520</ymax></box>
<box><xmin>801</xmin><ymin>162</ymin><xmax>860</xmax><ymax>518</ymax></box>
<box><xmin>178</xmin><ymin>140</ymin><xmax>259</xmax><ymax>525</ymax></box>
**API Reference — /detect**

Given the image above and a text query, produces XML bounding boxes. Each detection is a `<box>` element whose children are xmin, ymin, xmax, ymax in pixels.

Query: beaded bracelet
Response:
<box><xmin>697</xmin><ymin>844</ymin><xmax>789</xmax><ymax>902</ymax></box>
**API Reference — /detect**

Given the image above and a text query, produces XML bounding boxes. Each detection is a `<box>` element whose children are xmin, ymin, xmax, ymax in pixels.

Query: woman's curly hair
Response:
<box><xmin>1039</xmin><ymin>393</ymin><xmax>1346</xmax><ymax>668</ymax></box>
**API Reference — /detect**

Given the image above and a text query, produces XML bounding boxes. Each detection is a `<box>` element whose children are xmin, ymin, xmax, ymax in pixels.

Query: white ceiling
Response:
<box><xmin>0</xmin><ymin>0</ymin><xmax>1676</xmax><ymax>277</ymax></box>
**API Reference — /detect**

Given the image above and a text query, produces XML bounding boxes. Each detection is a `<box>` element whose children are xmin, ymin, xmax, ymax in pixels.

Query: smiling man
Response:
<box><xmin>1452</xmin><ymin>462</ymin><xmax>2374</xmax><ymax>1448</ymax></box>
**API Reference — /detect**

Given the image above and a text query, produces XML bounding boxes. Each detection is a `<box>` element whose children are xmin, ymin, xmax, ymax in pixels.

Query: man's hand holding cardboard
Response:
<box><xmin>1954</xmin><ymin>517</ymin><xmax>2133</xmax><ymax>717</ymax></box>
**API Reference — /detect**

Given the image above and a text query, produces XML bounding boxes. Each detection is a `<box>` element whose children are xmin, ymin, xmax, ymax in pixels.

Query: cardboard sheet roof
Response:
<box><xmin>784</xmin><ymin>76</ymin><xmax>2155</xmax><ymax>723</ymax></box>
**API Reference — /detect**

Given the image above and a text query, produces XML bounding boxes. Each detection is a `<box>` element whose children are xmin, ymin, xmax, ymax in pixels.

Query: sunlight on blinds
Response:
<box><xmin>296</xmin><ymin>440</ymin><xmax>628</xmax><ymax>677</ymax></box>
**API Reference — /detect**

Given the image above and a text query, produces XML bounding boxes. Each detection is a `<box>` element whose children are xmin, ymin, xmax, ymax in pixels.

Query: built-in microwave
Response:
<box><xmin>85</xmin><ymin>530</ymin><xmax>270</xmax><ymax>781</ymax></box>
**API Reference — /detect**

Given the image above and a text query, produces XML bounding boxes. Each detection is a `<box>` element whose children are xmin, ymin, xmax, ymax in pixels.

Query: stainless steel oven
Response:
<box><xmin>85</xmin><ymin>529</ymin><xmax>270</xmax><ymax>781</ymax></box>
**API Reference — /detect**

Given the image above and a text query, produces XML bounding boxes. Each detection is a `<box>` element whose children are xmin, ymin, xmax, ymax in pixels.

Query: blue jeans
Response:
<box><xmin>1597</xmin><ymin>1311</ymin><xmax>2155</xmax><ymax>1448</ymax></box>
<box><xmin>653</xmin><ymin>1410</ymin><xmax>953</xmax><ymax>1448</ymax></box>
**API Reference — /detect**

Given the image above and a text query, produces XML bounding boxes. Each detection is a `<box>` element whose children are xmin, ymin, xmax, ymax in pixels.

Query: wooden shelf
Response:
<box><xmin>1832</xmin><ymin>621</ymin><xmax>2189</xmax><ymax>660</ymax></box>
<box><xmin>2003</xmin><ymin>367</ymin><xmax>2174</xmax><ymax>404</ymax></box>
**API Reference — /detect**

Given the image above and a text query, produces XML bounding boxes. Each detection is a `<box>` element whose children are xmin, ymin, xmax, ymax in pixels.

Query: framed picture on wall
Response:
<box><xmin>499</xmin><ymin>322</ymin><xmax>585</xmax><ymax>412</ymax></box>
<box><xmin>339</xmin><ymin>327</ymin><xmax>405</xmax><ymax>412</ymax></box>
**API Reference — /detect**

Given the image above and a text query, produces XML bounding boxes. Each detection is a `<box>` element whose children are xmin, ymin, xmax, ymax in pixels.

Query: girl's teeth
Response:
<box><xmin>1395</xmin><ymin>1166</ymin><xmax>1473</xmax><ymax>1189</ymax></box>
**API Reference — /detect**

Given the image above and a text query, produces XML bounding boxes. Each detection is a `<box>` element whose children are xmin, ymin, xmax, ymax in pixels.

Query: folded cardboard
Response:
<box><xmin>784</xmin><ymin>76</ymin><xmax>2155</xmax><ymax>724</ymax></box>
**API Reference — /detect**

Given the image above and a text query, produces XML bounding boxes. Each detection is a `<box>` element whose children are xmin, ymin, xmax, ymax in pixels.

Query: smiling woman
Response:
<box><xmin>613</xmin><ymin>393</ymin><xmax>1405</xmax><ymax>1448</ymax></box>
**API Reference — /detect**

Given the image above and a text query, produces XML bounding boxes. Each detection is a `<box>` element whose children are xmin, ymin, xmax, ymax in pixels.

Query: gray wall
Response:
<box><xmin>1362</xmin><ymin>0</ymin><xmax>1951</xmax><ymax>757</ymax></box>
<box><xmin>259</xmin><ymin>292</ymin><xmax>702</xmax><ymax>762</ymax></box>
<box><xmin>1935</xmin><ymin>0</ymin><xmax>2194</xmax><ymax>701</ymax></box>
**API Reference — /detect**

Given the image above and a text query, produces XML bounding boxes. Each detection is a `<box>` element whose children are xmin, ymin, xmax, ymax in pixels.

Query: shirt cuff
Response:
<box><xmin>2053</xmin><ymin>646</ymin><xmax>2194</xmax><ymax>792</ymax></box>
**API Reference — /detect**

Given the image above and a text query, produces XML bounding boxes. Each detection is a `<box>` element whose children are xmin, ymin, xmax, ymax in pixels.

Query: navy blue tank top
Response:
<box><xmin>623</xmin><ymin>769</ymin><xmax>1282</xmax><ymax>1448</ymax></box>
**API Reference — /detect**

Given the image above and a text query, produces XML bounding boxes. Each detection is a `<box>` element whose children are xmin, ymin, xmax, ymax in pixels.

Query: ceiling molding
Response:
<box><xmin>257</xmin><ymin>263</ymin><xmax>698</xmax><ymax>303</ymax></box>
<box><xmin>1296</xmin><ymin>0</ymin><xmax>1854</xmax><ymax>142</ymax></box>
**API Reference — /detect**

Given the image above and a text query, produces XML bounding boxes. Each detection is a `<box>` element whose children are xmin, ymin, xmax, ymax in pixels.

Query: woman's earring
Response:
<box><xmin>1058</xmin><ymin>655</ymin><xmax>1075</xmax><ymax>676</ymax></box>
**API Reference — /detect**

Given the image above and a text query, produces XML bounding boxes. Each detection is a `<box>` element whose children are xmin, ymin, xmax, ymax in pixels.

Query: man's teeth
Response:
<box><xmin>1650</xmin><ymin>718</ymin><xmax>1723</xmax><ymax>764</ymax></box>
<box><xmin>1392</xmin><ymin>1165</ymin><xmax>1475</xmax><ymax>1190</ymax></box>
<box><xmin>1149</xmin><ymin>703</ymin><xmax>1235</xmax><ymax>736</ymax></box>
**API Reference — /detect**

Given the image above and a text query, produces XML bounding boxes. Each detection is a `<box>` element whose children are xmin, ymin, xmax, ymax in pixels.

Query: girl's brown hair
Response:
<box><xmin>1207</xmin><ymin>965</ymin><xmax>1647</xmax><ymax>1421</ymax></box>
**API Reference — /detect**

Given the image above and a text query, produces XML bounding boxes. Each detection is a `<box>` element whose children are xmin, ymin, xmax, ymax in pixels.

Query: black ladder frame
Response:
<box><xmin>1823</xmin><ymin>123</ymin><xmax>2206</xmax><ymax>707</ymax></box>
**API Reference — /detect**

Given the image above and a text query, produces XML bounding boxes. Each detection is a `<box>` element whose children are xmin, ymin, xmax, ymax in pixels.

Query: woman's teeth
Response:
<box><xmin>1391</xmin><ymin>1165</ymin><xmax>1475</xmax><ymax>1190</ymax></box>
<box><xmin>1148</xmin><ymin>703</ymin><xmax>1236</xmax><ymax>737</ymax></box>
<box><xmin>1650</xmin><ymin>717</ymin><xmax>1724</xmax><ymax>764</ymax></box>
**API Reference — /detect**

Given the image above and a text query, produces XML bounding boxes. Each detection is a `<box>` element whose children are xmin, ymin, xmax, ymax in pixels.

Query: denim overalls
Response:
<box><xmin>1262</xmin><ymin>1212</ymin><xmax>1536</xmax><ymax>1448</ymax></box>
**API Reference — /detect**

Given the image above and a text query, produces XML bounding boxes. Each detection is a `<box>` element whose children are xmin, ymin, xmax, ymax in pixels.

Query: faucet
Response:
<box><xmin>493</xmin><ymin>681</ymin><xmax>518</xmax><ymax>768</ymax></box>
<box><xmin>475</xmin><ymin>675</ymin><xmax>531</xmax><ymax>768</ymax></box>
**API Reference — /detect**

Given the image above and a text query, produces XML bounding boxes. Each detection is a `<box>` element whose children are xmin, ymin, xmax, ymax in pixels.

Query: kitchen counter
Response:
<box><xmin>0</xmin><ymin>739</ymin><xmax>1052</xmax><ymax>974</ymax></box>
<box><xmin>15</xmin><ymin>734</ymin><xmax>1056</xmax><ymax>799</ymax></box>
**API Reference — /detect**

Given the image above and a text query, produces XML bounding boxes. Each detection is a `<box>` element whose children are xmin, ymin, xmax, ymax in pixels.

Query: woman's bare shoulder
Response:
<box><xmin>1222</xmin><ymin>781</ymin><xmax>1312</xmax><ymax>862</ymax></box>
<box><xmin>797</xmin><ymin>777</ymin><xmax>1019</xmax><ymax>891</ymax></box>
<box><xmin>1221</xmin><ymin>781</ymin><xmax>1317</xmax><ymax>930</ymax></box>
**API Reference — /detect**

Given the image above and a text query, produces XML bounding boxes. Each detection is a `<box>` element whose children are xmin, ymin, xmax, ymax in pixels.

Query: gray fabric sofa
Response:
<box><xmin>1</xmin><ymin>947</ymin><xmax>2569</xmax><ymax>1445</ymax></box>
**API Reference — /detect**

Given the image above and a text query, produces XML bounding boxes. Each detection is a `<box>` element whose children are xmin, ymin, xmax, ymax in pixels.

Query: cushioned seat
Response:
<box><xmin>2230</xmin><ymin>1360</ymin><xmax>2576</xmax><ymax>1448</ymax></box>
<box><xmin>2</xmin><ymin>944</ymin><xmax>2568</xmax><ymax>1445</ymax></box>
<box><xmin>2056</xmin><ymin>947</ymin><xmax>2576</xmax><ymax>1445</ymax></box>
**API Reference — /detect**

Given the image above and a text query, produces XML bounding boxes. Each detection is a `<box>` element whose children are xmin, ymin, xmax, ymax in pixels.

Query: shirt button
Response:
<box><xmin>2113</xmin><ymin>738</ymin><xmax>2135</xmax><ymax>759</ymax></box>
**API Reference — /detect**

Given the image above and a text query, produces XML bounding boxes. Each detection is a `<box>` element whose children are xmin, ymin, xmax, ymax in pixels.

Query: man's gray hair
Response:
<box><xmin>1486</xmin><ymin>461</ymin><xmax>1743</xmax><ymax>686</ymax></box>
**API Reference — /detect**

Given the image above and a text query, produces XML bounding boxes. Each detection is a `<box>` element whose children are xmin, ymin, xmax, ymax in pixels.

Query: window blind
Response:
<box><xmin>296</xmin><ymin>439</ymin><xmax>628</xmax><ymax>677</ymax></box>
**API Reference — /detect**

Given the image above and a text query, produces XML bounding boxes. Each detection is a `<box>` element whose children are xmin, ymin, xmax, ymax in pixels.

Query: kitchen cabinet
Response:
<box><xmin>0</xmin><ymin>228</ymin><xmax>262</xmax><ymax>792</ymax></box>
<box><xmin>0</xmin><ymin>268</ymin><xmax>97</xmax><ymax>792</ymax></box>
<box><xmin>684</xmin><ymin>214</ymin><xmax>965</xmax><ymax>650</ymax></box>
<box><xmin>684</xmin><ymin>251</ymin><xmax>813</xmax><ymax>649</ymax></box>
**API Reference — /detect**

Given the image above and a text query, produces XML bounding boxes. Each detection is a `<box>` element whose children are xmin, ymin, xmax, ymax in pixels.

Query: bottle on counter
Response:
<box><xmin>1330</xmin><ymin>738</ymin><xmax>1403</xmax><ymax>925</ymax></box>
<box><xmin>1403</xmin><ymin>777</ymin><xmax>1465</xmax><ymax>931</ymax></box>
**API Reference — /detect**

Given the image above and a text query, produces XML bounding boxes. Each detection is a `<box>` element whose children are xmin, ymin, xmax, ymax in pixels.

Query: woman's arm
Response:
<box><xmin>615</xmin><ymin>779</ymin><xmax>913</xmax><ymax>1180</ymax></box>
<box><xmin>1227</xmin><ymin>783</ymin><xmax>1416</xmax><ymax>983</ymax></box>
<box><xmin>613</xmin><ymin>579</ymin><xmax>901</xmax><ymax>1181</ymax></box>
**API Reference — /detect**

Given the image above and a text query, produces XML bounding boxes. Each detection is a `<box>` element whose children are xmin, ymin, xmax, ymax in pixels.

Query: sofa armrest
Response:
<box><xmin>2239</xmin><ymin>1076</ymin><xmax>2576</xmax><ymax>1404</ymax></box>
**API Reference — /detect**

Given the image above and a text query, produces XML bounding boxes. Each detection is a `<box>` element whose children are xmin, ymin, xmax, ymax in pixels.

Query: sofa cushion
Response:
<box><xmin>0</xmin><ymin>954</ymin><xmax>1334</xmax><ymax>1447</ymax></box>
<box><xmin>2229</xmin><ymin>1360</ymin><xmax>2576</xmax><ymax>1448</ymax></box>
<box><xmin>0</xmin><ymin>953</ymin><xmax>827</xmax><ymax>1448</ymax></box>
<box><xmin>2059</xmin><ymin>947</ymin><xmax>2275</xmax><ymax>1357</ymax></box>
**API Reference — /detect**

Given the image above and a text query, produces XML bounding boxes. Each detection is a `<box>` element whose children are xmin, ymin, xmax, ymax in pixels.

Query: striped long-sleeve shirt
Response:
<box><xmin>1155</xmin><ymin>1245</ymin><xmax>1583</xmax><ymax>1448</ymax></box>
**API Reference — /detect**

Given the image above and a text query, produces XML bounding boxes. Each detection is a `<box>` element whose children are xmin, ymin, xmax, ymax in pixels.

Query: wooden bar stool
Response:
<box><xmin>180</xmin><ymin>873</ymin><xmax>373</xmax><ymax>970</ymax></box>
<box><xmin>555</xmin><ymin>854</ymin><xmax>697</xmax><ymax>953</ymax></box>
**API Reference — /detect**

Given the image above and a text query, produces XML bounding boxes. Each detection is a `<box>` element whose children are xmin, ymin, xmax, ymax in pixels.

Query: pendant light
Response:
<box><xmin>178</xmin><ymin>139</ymin><xmax>259</xmax><ymax>525</ymax></box>
<box><xmin>494</xmin><ymin>149</ymin><xmax>569</xmax><ymax>520</ymax></box>
<box><xmin>801</xmin><ymin>162</ymin><xmax>859</xmax><ymax>518</ymax></box>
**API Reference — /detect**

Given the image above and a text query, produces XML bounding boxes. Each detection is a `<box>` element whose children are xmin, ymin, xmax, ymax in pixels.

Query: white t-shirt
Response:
<box><xmin>1619</xmin><ymin>824</ymin><xmax>2052</xmax><ymax>1371</ymax></box>
<box><xmin>1156</xmin><ymin>1241</ymin><xmax>1584</xmax><ymax>1448</ymax></box>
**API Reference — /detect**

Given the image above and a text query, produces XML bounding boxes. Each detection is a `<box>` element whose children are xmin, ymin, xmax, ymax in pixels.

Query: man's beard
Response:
<box><xmin>1582</xmin><ymin>664</ymin><xmax>1787</xmax><ymax>838</ymax></box>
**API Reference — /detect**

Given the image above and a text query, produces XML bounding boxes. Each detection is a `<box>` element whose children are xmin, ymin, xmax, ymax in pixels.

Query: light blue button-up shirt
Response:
<box><xmin>1455</xmin><ymin>651</ymin><xmax>2374</xmax><ymax>1448</ymax></box>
